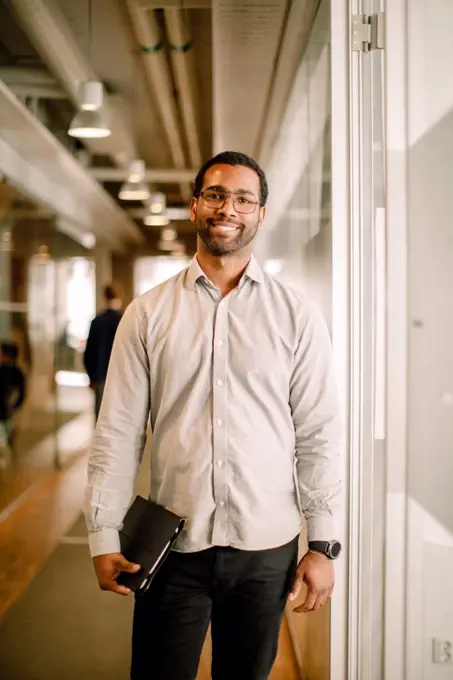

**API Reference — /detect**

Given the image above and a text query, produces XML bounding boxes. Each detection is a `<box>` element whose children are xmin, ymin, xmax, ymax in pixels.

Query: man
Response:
<box><xmin>83</xmin><ymin>283</ymin><xmax>123</xmax><ymax>420</ymax></box>
<box><xmin>0</xmin><ymin>341</ymin><xmax>26</xmax><ymax>466</ymax></box>
<box><xmin>84</xmin><ymin>151</ymin><xmax>342</xmax><ymax>680</ymax></box>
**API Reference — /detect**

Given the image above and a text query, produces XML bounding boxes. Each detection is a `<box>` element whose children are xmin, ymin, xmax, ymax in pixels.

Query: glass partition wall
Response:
<box><xmin>0</xmin><ymin>179</ymin><xmax>94</xmax><ymax>512</ymax></box>
<box><xmin>256</xmin><ymin>2</ymin><xmax>333</xmax><ymax>677</ymax></box>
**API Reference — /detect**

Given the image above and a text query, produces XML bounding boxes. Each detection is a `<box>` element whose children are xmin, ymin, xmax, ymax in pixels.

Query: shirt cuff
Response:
<box><xmin>306</xmin><ymin>515</ymin><xmax>338</xmax><ymax>543</ymax></box>
<box><xmin>88</xmin><ymin>528</ymin><xmax>121</xmax><ymax>557</ymax></box>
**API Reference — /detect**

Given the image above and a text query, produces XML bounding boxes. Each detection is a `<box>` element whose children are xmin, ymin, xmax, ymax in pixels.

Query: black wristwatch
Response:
<box><xmin>308</xmin><ymin>540</ymin><xmax>342</xmax><ymax>560</ymax></box>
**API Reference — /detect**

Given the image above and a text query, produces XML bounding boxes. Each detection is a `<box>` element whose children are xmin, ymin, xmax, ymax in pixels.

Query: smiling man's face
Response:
<box><xmin>190</xmin><ymin>164</ymin><xmax>266</xmax><ymax>257</ymax></box>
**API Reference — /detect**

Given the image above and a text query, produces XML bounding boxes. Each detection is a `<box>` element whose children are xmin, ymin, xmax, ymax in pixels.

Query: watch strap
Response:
<box><xmin>308</xmin><ymin>540</ymin><xmax>341</xmax><ymax>560</ymax></box>
<box><xmin>308</xmin><ymin>541</ymin><xmax>330</xmax><ymax>555</ymax></box>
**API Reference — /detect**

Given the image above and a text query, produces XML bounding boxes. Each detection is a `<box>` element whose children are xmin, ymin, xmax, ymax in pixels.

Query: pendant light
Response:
<box><xmin>68</xmin><ymin>0</ymin><xmax>111</xmax><ymax>139</ymax></box>
<box><xmin>161</xmin><ymin>228</ymin><xmax>177</xmax><ymax>241</ymax></box>
<box><xmin>149</xmin><ymin>192</ymin><xmax>166</xmax><ymax>214</ymax></box>
<box><xmin>143</xmin><ymin>192</ymin><xmax>168</xmax><ymax>224</ymax></box>
<box><xmin>119</xmin><ymin>159</ymin><xmax>151</xmax><ymax>201</ymax></box>
<box><xmin>68</xmin><ymin>81</ymin><xmax>111</xmax><ymax>138</ymax></box>
<box><xmin>144</xmin><ymin>212</ymin><xmax>170</xmax><ymax>227</ymax></box>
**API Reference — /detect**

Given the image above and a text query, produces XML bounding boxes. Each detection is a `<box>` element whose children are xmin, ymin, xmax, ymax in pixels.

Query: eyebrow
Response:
<box><xmin>205</xmin><ymin>184</ymin><xmax>256</xmax><ymax>197</ymax></box>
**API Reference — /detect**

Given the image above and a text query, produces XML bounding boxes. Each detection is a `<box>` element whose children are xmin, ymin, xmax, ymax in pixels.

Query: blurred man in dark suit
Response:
<box><xmin>84</xmin><ymin>283</ymin><xmax>123</xmax><ymax>420</ymax></box>
<box><xmin>0</xmin><ymin>341</ymin><xmax>26</xmax><ymax>467</ymax></box>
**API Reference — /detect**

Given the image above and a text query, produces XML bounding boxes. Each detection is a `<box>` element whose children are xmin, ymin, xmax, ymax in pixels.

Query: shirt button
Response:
<box><xmin>217</xmin><ymin>460</ymin><xmax>223</xmax><ymax>467</ymax></box>
<box><xmin>216</xmin><ymin>379</ymin><xmax>223</xmax><ymax>386</ymax></box>
<box><xmin>219</xmin><ymin>501</ymin><xmax>225</xmax><ymax>507</ymax></box>
<box><xmin>217</xmin><ymin>340</ymin><xmax>223</xmax><ymax>346</ymax></box>
<box><xmin>216</xmin><ymin>419</ymin><xmax>223</xmax><ymax>427</ymax></box>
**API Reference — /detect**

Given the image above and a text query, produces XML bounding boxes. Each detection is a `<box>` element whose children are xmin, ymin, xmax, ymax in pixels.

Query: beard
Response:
<box><xmin>195</xmin><ymin>216</ymin><xmax>260</xmax><ymax>257</ymax></box>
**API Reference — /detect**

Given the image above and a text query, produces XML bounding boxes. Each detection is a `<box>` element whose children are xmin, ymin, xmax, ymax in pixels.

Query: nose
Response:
<box><xmin>218</xmin><ymin>194</ymin><xmax>237</xmax><ymax>217</ymax></box>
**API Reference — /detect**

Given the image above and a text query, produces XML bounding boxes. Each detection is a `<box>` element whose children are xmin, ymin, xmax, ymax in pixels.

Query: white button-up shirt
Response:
<box><xmin>84</xmin><ymin>255</ymin><xmax>342</xmax><ymax>557</ymax></box>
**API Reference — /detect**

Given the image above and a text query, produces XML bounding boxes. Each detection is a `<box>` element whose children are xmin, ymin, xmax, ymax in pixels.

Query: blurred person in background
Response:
<box><xmin>0</xmin><ymin>341</ymin><xmax>26</xmax><ymax>467</ymax></box>
<box><xmin>83</xmin><ymin>283</ymin><xmax>123</xmax><ymax>420</ymax></box>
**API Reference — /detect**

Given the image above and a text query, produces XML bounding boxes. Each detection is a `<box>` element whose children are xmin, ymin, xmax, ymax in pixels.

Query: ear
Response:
<box><xmin>257</xmin><ymin>206</ymin><xmax>266</xmax><ymax>230</ymax></box>
<box><xmin>189</xmin><ymin>197</ymin><xmax>198</xmax><ymax>222</ymax></box>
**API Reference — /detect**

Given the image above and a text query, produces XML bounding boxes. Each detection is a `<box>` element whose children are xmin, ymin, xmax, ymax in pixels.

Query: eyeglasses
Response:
<box><xmin>199</xmin><ymin>190</ymin><xmax>259</xmax><ymax>214</ymax></box>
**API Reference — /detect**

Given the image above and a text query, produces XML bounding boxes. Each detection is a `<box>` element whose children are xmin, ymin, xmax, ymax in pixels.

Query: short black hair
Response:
<box><xmin>193</xmin><ymin>151</ymin><xmax>268</xmax><ymax>206</ymax></box>
<box><xmin>104</xmin><ymin>283</ymin><xmax>123</xmax><ymax>301</ymax></box>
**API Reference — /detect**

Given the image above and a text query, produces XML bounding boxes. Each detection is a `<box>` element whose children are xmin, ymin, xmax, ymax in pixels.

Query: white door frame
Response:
<box><xmin>329</xmin><ymin>0</ymin><xmax>355</xmax><ymax>677</ymax></box>
<box><xmin>330</xmin><ymin>2</ymin><xmax>401</xmax><ymax>679</ymax></box>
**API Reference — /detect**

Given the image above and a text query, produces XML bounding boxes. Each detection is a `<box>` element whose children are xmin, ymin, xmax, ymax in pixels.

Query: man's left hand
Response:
<box><xmin>288</xmin><ymin>550</ymin><xmax>335</xmax><ymax>613</ymax></box>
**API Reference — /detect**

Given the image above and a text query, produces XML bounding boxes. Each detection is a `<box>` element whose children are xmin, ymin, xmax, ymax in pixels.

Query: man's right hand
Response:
<box><xmin>92</xmin><ymin>553</ymin><xmax>141</xmax><ymax>596</ymax></box>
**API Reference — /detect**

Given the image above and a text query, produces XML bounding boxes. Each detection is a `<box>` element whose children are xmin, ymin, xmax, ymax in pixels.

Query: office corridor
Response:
<box><xmin>1</xmin><ymin>0</ymin><xmax>450</xmax><ymax>676</ymax></box>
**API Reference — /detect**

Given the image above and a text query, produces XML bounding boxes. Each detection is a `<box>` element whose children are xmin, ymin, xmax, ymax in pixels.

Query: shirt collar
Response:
<box><xmin>185</xmin><ymin>254</ymin><xmax>264</xmax><ymax>291</ymax></box>
<box><xmin>241</xmin><ymin>255</ymin><xmax>264</xmax><ymax>285</ymax></box>
<box><xmin>186</xmin><ymin>256</ymin><xmax>208</xmax><ymax>291</ymax></box>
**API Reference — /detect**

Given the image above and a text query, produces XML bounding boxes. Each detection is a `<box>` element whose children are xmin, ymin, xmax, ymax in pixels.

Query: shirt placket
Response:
<box><xmin>211</xmin><ymin>293</ymin><xmax>229</xmax><ymax>545</ymax></box>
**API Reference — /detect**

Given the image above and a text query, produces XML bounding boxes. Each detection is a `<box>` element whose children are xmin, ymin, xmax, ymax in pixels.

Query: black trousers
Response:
<box><xmin>131</xmin><ymin>536</ymin><xmax>299</xmax><ymax>680</ymax></box>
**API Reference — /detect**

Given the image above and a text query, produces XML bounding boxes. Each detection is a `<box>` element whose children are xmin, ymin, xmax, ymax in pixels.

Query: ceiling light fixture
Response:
<box><xmin>161</xmin><ymin>227</ymin><xmax>177</xmax><ymax>241</ymax></box>
<box><xmin>68</xmin><ymin>81</ymin><xmax>111</xmax><ymax>139</ymax></box>
<box><xmin>144</xmin><ymin>212</ymin><xmax>170</xmax><ymax>227</ymax></box>
<box><xmin>119</xmin><ymin>159</ymin><xmax>151</xmax><ymax>201</ymax></box>
<box><xmin>68</xmin><ymin>1</ymin><xmax>110</xmax><ymax>139</ymax></box>
<box><xmin>149</xmin><ymin>192</ymin><xmax>167</xmax><ymax>214</ymax></box>
<box><xmin>127</xmin><ymin>159</ymin><xmax>147</xmax><ymax>182</ymax></box>
<box><xmin>157</xmin><ymin>238</ymin><xmax>185</xmax><ymax>254</ymax></box>
<box><xmin>119</xmin><ymin>180</ymin><xmax>151</xmax><ymax>201</ymax></box>
<box><xmin>157</xmin><ymin>239</ymin><xmax>177</xmax><ymax>251</ymax></box>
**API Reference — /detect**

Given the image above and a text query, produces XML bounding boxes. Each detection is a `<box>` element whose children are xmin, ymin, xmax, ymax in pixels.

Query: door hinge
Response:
<box><xmin>352</xmin><ymin>13</ymin><xmax>385</xmax><ymax>52</ymax></box>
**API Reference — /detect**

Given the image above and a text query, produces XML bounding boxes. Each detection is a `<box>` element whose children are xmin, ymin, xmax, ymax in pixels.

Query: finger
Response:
<box><xmin>295</xmin><ymin>588</ymin><xmax>318</xmax><ymax>613</ymax></box>
<box><xmin>110</xmin><ymin>583</ymin><xmax>132</xmax><ymax>597</ymax></box>
<box><xmin>317</xmin><ymin>586</ymin><xmax>334</xmax><ymax>610</ymax></box>
<box><xmin>288</xmin><ymin>568</ymin><xmax>305</xmax><ymax>602</ymax></box>
<box><xmin>99</xmin><ymin>580</ymin><xmax>132</xmax><ymax>596</ymax></box>
<box><xmin>312</xmin><ymin>592</ymin><xmax>329</xmax><ymax>612</ymax></box>
<box><xmin>116</xmin><ymin>557</ymin><xmax>141</xmax><ymax>573</ymax></box>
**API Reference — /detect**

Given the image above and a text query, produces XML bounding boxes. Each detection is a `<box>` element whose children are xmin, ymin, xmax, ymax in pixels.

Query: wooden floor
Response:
<box><xmin>195</xmin><ymin>616</ymin><xmax>299</xmax><ymax>680</ymax></box>
<box><xmin>0</xmin><ymin>449</ymin><xmax>89</xmax><ymax>620</ymax></box>
<box><xmin>0</xmin><ymin>447</ymin><xmax>300</xmax><ymax>679</ymax></box>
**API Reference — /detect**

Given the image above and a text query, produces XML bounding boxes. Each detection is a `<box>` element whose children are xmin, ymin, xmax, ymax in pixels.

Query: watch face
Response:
<box><xmin>329</xmin><ymin>541</ymin><xmax>342</xmax><ymax>559</ymax></box>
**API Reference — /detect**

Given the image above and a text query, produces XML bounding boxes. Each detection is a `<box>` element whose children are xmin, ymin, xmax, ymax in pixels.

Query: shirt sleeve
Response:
<box><xmin>289</xmin><ymin>300</ymin><xmax>343</xmax><ymax>542</ymax></box>
<box><xmin>83</xmin><ymin>300</ymin><xmax>150</xmax><ymax>556</ymax></box>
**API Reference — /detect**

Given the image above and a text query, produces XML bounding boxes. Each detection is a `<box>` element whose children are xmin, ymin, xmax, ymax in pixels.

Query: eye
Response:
<box><xmin>205</xmin><ymin>191</ymin><xmax>225</xmax><ymax>200</ymax></box>
<box><xmin>236</xmin><ymin>196</ymin><xmax>253</xmax><ymax>204</ymax></box>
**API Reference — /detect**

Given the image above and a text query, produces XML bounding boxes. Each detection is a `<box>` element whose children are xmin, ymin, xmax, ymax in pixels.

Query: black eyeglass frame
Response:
<box><xmin>198</xmin><ymin>189</ymin><xmax>261</xmax><ymax>214</ymax></box>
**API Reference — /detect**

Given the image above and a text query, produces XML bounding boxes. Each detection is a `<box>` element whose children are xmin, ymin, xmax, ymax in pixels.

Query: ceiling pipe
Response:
<box><xmin>125</xmin><ymin>1</ymin><xmax>192</xmax><ymax>200</ymax></box>
<box><xmin>7</xmin><ymin>84</ymin><xmax>67</xmax><ymax>100</ymax></box>
<box><xmin>0</xmin><ymin>67</ymin><xmax>67</xmax><ymax>99</ymax></box>
<box><xmin>9</xmin><ymin>0</ymin><xmax>136</xmax><ymax>168</ymax></box>
<box><xmin>164</xmin><ymin>9</ymin><xmax>202</xmax><ymax>168</ymax></box>
<box><xmin>128</xmin><ymin>207</ymin><xmax>190</xmax><ymax>220</ymax></box>
<box><xmin>137</xmin><ymin>0</ymin><xmax>211</xmax><ymax>8</ymax></box>
<box><xmin>0</xmin><ymin>79</ymin><xmax>143</xmax><ymax>249</ymax></box>
<box><xmin>90</xmin><ymin>167</ymin><xmax>197</xmax><ymax>182</ymax></box>
<box><xmin>256</xmin><ymin>0</ymin><xmax>320</xmax><ymax>167</ymax></box>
